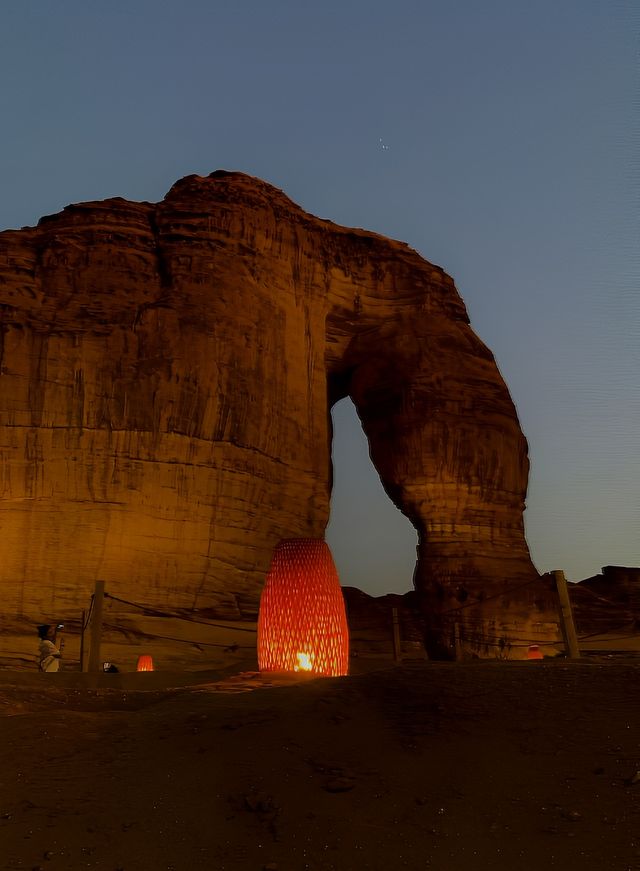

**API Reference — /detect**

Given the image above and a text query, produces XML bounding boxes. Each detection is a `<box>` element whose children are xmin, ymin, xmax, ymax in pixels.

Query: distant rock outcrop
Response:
<box><xmin>0</xmin><ymin>171</ymin><xmax>558</xmax><ymax>658</ymax></box>
<box><xmin>571</xmin><ymin>566</ymin><xmax>640</xmax><ymax>638</ymax></box>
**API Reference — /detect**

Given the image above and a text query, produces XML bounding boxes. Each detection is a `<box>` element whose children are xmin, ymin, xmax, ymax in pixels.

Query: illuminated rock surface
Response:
<box><xmin>0</xmin><ymin>171</ymin><xmax>557</xmax><ymax>658</ymax></box>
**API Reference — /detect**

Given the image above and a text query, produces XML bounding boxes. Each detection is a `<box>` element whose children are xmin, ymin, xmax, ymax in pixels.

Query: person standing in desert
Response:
<box><xmin>36</xmin><ymin>624</ymin><xmax>62</xmax><ymax>672</ymax></box>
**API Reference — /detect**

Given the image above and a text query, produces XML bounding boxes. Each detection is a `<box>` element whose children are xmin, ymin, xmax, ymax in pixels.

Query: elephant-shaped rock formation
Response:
<box><xmin>0</xmin><ymin>171</ymin><xmax>558</xmax><ymax>660</ymax></box>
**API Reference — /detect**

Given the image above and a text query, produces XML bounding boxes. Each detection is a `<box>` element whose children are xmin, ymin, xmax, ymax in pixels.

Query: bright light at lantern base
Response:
<box><xmin>294</xmin><ymin>651</ymin><xmax>313</xmax><ymax>672</ymax></box>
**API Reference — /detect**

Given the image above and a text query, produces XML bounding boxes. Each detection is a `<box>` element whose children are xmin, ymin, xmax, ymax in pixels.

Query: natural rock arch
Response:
<box><xmin>0</xmin><ymin>171</ymin><xmax>557</xmax><ymax>658</ymax></box>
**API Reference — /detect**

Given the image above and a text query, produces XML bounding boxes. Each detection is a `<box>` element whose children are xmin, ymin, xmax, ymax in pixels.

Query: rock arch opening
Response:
<box><xmin>325</xmin><ymin>397</ymin><xmax>418</xmax><ymax>597</ymax></box>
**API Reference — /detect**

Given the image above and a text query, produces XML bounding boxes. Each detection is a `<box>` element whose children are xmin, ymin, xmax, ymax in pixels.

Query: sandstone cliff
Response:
<box><xmin>0</xmin><ymin>171</ymin><xmax>558</xmax><ymax>659</ymax></box>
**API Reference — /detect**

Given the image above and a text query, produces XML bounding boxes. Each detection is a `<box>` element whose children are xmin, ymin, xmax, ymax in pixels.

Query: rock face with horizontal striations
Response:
<box><xmin>0</xmin><ymin>171</ymin><xmax>558</xmax><ymax>660</ymax></box>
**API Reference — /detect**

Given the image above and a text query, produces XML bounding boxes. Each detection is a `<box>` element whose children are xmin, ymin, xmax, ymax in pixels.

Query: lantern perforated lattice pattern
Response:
<box><xmin>258</xmin><ymin>539</ymin><xmax>349</xmax><ymax>676</ymax></box>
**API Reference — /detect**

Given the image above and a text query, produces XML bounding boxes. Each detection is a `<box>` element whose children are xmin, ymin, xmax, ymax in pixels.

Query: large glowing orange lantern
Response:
<box><xmin>136</xmin><ymin>654</ymin><xmax>154</xmax><ymax>672</ymax></box>
<box><xmin>257</xmin><ymin>539</ymin><xmax>349</xmax><ymax>676</ymax></box>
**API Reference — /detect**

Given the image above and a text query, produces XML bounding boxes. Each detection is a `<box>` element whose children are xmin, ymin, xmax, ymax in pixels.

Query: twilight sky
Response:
<box><xmin>1</xmin><ymin>2</ymin><xmax>637</xmax><ymax>594</ymax></box>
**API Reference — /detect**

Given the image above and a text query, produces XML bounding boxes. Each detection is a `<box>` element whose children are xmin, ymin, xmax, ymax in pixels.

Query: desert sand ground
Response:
<box><xmin>1</xmin><ymin>653</ymin><xmax>639</xmax><ymax>871</ymax></box>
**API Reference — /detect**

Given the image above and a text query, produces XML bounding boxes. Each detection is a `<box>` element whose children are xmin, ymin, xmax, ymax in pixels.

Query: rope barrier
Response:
<box><xmin>562</xmin><ymin>628</ymin><xmax>632</xmax><ymax>644</ymax></box>
<box><xmin>431</xmin><ymin>576</ymin><xmax>638</xmax><ymax>635</ymax></box>
<box><xmin>101</xmin><ymin>623</ymin><xmax>255</xmax><ymax>650</ymax></box>
<box><xmin>431</xmin><ymin>611</ymin><xmax>638</xmax><ymax>640</ymax></box>
<box><xmin>570</xmin><ymin>582</ymin><xmax>639</xmax><ymax>614</ymax></box>
<box><xmin>100</xmin><ymin>585</ymin><xmax>636</xmax><ymax>637</ymax></box>
<box><xmin>83</xmin><ymin>585</ymin><xmax>638</xmax><ymax>658</ymax></box>
<box><xmin>82</xmin><ymin>594</ymin><xmax>95</xmax><ymax>630</ymax></box>
<box><xmin>14</xmin><ymin>566</ymin><xmax>639</xmax><ymax>670</ymax></box>
<box><xmin>436</xmin><ymin>576</ymin><xmax>542</xmax><ymax>616</ymax></box>
<box><xmin>103</xmin><ymin>592</ymin><xmax>257</xmax><ymax>633</ymax></box>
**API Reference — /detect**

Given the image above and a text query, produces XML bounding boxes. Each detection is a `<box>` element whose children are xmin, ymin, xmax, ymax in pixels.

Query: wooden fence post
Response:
<box><xmin>87</xmin><ymin>580</ymin><xmax>105</xmax><ymax>673</ymax></box>
<box><xmin>553</xmin><ymin>569</ymin><xmax>581</xmax><ymax>658</ymax></box>
<box><xmin>391</xmin><ymin>607</ymin><xmax>402</xmax><ymax>662</ymax></box>
<box><xmin>79</xmin><ymin>609</ymin><xmax>86</xmax><ymax>672</ymax></box>
<box><xmin>453</xmin><ymin>622</ymin><xmax>463</xmax><ymax>661</ymax></box>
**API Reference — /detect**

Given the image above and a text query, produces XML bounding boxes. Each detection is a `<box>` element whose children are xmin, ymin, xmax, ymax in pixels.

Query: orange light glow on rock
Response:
<box><xmin>527</xmin><ymin>644</ymin><xmax>544</xmax><ymax>660</ymax></box>
<box><xmin>257</xmin><ymin>539</ymin><xmax>349</xmax><ymax>677</ymax></box>
<box><xmin>136</xmin><ymin>654</ymin><xmax>154</xmax><ymax>672</ymax></box>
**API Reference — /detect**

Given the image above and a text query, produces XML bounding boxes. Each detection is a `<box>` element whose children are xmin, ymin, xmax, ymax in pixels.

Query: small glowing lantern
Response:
<box><xmin>257</xmin><ymin>539</ymin><xmax>349</xmax><ymax>677</ymax></box>
<box><xmin>527</xmin><ymin>644</ymin><xmax>543</xmax><ymax>660</ymax></box>
<box><xmin>136</xmin><ymin>654</ymin><xmax>154</xmax><ymax>672</ymax></box>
